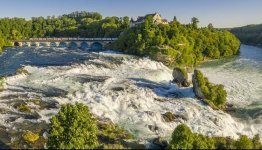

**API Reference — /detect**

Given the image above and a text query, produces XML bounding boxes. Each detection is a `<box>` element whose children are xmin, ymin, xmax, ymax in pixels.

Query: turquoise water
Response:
<box><xmin>199</xmin><ymin>45</ymin><xmax>262</xmax><ymax>124</ymax></box>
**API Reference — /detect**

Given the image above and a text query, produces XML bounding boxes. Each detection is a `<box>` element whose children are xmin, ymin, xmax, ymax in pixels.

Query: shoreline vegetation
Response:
<box><xmin>230</xmin><ymin>24</ymin><xmax>262</xmax><ymax>47</ymax></box>
<box><xmin>192</xmin><ymin>70</ymin><xmax>227</xmax><ymax>110</ymax></box>
<box><xmin>0</xmin><ymin>11</ymin><xmax>130</xmax><ymax>53</ymax></box>
<box><xmin>170</xmin><ymin>124</ymin><xmax>262</xmax><ymax>149</ymax></box>
<box><xmin>109</xmin><ymin>15</ymin><xmax>240</xmax><ymax>68</ymax></box>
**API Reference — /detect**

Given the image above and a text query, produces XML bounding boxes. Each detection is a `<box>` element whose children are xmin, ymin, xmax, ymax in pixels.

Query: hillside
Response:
<box><xmin>110</xmin><ymin>15</ymin><xmax>240</xmax><ymax>67</ymax></box>
<box><xmin>230</xmin><ymin>24</ymin><xmax>262</xmax><ymax>46</ymax></box>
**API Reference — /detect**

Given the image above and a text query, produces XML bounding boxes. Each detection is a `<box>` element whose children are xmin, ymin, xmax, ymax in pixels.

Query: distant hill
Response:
<box><xmin>230</xmin><ymin>24</ymin><xmax>262</xmax><ymax>47</ymax></box>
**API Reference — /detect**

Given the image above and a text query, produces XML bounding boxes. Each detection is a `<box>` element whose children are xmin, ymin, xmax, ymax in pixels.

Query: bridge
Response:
<box><xmin>13</xmin><ymin>38</ymin><xmax>118</xmax><ymax>50</ymax></box>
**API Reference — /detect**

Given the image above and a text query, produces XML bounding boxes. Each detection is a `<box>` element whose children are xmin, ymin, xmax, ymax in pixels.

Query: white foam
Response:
<box><xmin>0</xmin><ymin>54</ymin><xmax>261</xmax><ymax>142</ymax></box>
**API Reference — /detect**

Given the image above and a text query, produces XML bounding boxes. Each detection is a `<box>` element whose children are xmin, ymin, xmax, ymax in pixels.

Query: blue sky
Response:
<box><xmin>0</xmin><ymin>0</ymin><xmax>262</xmax><ymax>28</ymax></box>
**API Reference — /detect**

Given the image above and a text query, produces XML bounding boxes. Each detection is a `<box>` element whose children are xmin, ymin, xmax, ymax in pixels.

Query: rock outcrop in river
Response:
<box><xmin>192</xmin><ymin>69</ymin><xmax>205</xmax><ymax>99</ymax></box>
<box><xmin>172</xmin><ymin>67</ymin><xmax>190</xmax><ymax>87</ymax></box>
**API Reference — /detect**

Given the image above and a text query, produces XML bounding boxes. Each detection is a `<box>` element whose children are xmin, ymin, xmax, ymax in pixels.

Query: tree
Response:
<box><xmin>193</xmin><ymin>134</ymin><xmax>215</xmax><ymax>149</ymax></box>
<box><xmin>252</xmin><ymin>134</ymin><xmax>262</xmax><ymax>149</ymax></box>
<box><xmin>173</xmin><ymin>16</ymin><xmax>177</xmax><ymax>22</ymax></box>
<box><xmin>47</xmin><ymin>103</ymin><xmax>99</xmax><ymax>149</ymax></box>
<box><xmin>208</xmin><ymin>23</ymin><xmax>214</xmax><ymax>29</ymax></box>
<box><xmin>191</xmin><ymin>17</ymin><xmax>199</xmax><ymax>29</ymax></box>
<box><xmin>169</xmin><ymin>124</ymin><xmax>194</xmax><ymax>149</ymax></box>
<box><xmin>235</xmin><ymin>135</ymin><xmax>253</xmax><ymax>149</ymax></box>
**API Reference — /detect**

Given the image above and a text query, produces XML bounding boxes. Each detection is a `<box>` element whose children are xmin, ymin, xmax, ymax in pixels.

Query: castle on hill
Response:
<box><xmin>130</xmin><ymin>13</ymin><xmax>168</xmax><ymax>28</ymax></box>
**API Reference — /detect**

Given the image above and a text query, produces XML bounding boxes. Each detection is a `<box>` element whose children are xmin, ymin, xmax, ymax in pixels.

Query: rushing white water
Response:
<box><xmin>0</xmin><ymin>45</ymin><xmax>261</xmax><ymax>143</ymax></box>
<box><xmin>199</xmin><ymin>45</ymin><xmax>262</xmax><ymax>136</ymax></box>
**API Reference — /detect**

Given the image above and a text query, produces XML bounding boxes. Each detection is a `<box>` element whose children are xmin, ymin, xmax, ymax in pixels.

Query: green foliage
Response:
<box><xmin>235</xmin><ymin>135</ymin><xmax>253</xmax><ymax>149</ymax></box>
<box><xmin>169</xmin><ymin>124</ymin><xmax>262</xmax><ymax>149</ymax></box>
<box><xmin>22</xmin><ymin>131</ymin><xmax>39</xmax><ymax>143</ymax></box>
<box><xmin>98</xmin><ymin>123</ymin><xmax>133</xmax><ymax>142</ymax></box>
<box><xmin>47</xmin><ymin>103</ymin><xmax>99</xmax><ymax>149</ymax></box>
<box><xmin>194</xmin><ymin>70</ymin><xmax>227</xmax><ymax>109</ymax></box>
<box><xmin>175</xmin><ymin>67</ymin><xmax>188</xmax><ymax>79</ymax></box>
<box><xmin>16</xmin><ymin>67</ymin><xmax>31</xmax><ymax>75</ymax></box>
<box><xmin>252</xmin><ymin>134</ymin><xmax>262</xmax><ymax>149</ymax></box>
<box><xmin>169</xmin><ymin>124</ymin><xmax>194</xmax><ymax>149</ymax></box>
<box><xmin>111</xmin><ymin>18</ymin><xmax>240</xmax><ymax>67</ymax></box>
<box><xmin>230</xmin><ymin>24</ymin><xmax>262</xmax><ymax>46</ymax></box>
<box><xmin>16</xmin><ymin>103</ymin><xmax>31</xmax><ymax>112</ymax></box>
<box><xmin>0</xmin><ymin>11</ymin><xmax>130</xmax><ymax>51</ymax></box>
<box><xmin>192</xmin><ymin>133</ymin><xmax>215</xmax><ymax>149</ymax></box>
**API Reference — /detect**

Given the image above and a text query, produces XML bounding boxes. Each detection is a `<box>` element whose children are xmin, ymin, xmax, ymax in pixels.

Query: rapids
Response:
<box><xmin>0</xmin><ymin>45</ymin><xmax>261</xmax><ymax>144</ymax></box>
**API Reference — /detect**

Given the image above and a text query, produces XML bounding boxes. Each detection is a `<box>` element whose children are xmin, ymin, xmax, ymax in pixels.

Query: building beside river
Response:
<box><xmin>130</xmin><ymin>13</ymin><xmax>168</xmax><ymax>28</ymax></box>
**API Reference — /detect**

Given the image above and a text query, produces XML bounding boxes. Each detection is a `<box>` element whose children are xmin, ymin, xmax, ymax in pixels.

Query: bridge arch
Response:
<box><xmin>80</xmin><ymin>42</ymin><xmax>89</xmax><ymax>50</ymax></box>
<box><xmin>59</xmin><ymin>42</ymin><xmax>68</xmax><ymax>48</ymax></box>
<box><xmin>14</xmin><ymin>42</ymin><xmax>20</xmax><ymax>46</ymax></box>
<box><xmin>31</xmin><ymin>42</ymin><xmax>37</xmax><ymax>47</ymax></box>
<box><xmin>69</xmin><ymin>42</ymin><xmax>78</xmax><ymax>49</ymax></box>
<box><xmin>50</xmin><ymin>42</ymin><xmax>57</xmax><ymax>47</ymax></box>
<box><xmin>91</xmin><ymin>42</ymin><xmax>103</xmax><ymax>50</ymax></box>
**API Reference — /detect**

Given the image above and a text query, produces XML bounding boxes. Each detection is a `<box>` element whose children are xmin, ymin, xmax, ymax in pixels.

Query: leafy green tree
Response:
<box><xmin>208</xmin><ymin>23</ymin><xmax>214</xmax><ymax>29</ymax></box>
<box><xmin>47</xmin><ymin>103</ymin><xmax>99</xmax><ymax>149</ymax></box>
<box><xmin>191</xmin><ymin>17</ymin><xmax>199</xmax><ymax>29</ymax></box>
<box><xmin>169</xmin><ymin>124</ymin><xmax>261</xmax><ymax>150</ymax></box>
<box><xmin>252</xmin><ymin>134</ymin><xmax>262</xmax><ymax>149</ymax></box>
<box><xmin>193</xmin><ymin>134</ymin><xmax>215</xmax><ymax>149</ymax></box>
<box><xmin>173</xmin><ymin>16</ymin><xmax>177</xmax><ymax>22</ymax></box>
<box><xmin>194</xmin><ymin>70</ymin><xmax>227</xmax><ymax>109</ymax></box>
<box><xmin>169</xmin><ymin>124</ymin><xmax>194</xmax><ymax>149</ymax></box>
<box><xmin>235</xmin><ymin>135</ymin><xmax>253</xmax><ymax>149</ymax></box>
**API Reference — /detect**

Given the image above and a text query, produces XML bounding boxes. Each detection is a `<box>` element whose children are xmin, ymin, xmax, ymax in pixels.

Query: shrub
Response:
<box><xmin>169</xmin><ymin>124</ymin><xmax>194</xmax><ymax>149</ymax></box>
<box><xmin>47</xmin><ymin>103</ymin><xmax>99</xmax><ymax>149</ymax></box>
<box><xmin>252</xmin><ymin>134</ymin><xmax>262</xmax><ymax>149</ymax></box>
<box><xmin>194</xmin><ymin>70</ymin><xmax>227</xmax><ymax>109</ymax></box>
<box><xmin>17</xmin><ymin>103</ymin><xmax>31</xmax><ymax>112</ymax></box>
<box><xmin>16</xmin><ymin>67</ymin><xmax>31</xmax><ymax>75</ymax></box>
<box><xmin>169</xmin><ymin>124</ymin><xmax>262</xmax><ymax>149</ymax></box>
<box><xmin>98</xmin><ymin>122</ymin><xmax>133</xmax><ymax>142</ymax></box>
<box><xmin>22</xmin><ymin>131</ymin><xmax>39</xmax><ymax>143</ymax></box>
<box><xmin>193</xmin><ymin>133</ymin><xmax>215</xmax><ymax>149</ymax></box>
<box><xmin>235</xmin><ymin>135</ymin><xmax>253</xmax><ymax>149</ymax></box>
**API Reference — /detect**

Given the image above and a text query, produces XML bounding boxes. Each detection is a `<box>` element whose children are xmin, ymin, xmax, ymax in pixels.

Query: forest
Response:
<box><xmin>230</xmin><ymin>24</ymin><xmax>262</xmax><ymax>47</ymax></box>
<box><xmin>110</xmin><ymin>15</ymin><xmax>241</xmax><ymax>67</ymax></box>
<box><xmin>0</xmin><ymin>11</ymin><xmax>130</xmax><ymax>52</ymax></box>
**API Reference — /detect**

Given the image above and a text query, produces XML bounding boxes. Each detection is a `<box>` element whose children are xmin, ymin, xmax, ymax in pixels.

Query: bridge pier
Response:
<box><xmin>26</xmin><ymin>42</ymin><xmax>31</xmax><ymax>47</ymax></box>
<box><xmin>35</xmin><ymin>42</ymin><xmax>40</xmax><ymax>47</ymax></box>
<box><xmin>76</xmin><ymin>42</ymin><xmax>81</xmax><ymax>48</ymax></box>
<box><xmin>45</xmin><ymin>42</ymin><xmax>50</xmax><ymax>47</ymax></box>
<box><xmin>55</xmin><ymin>42</ymin><xmax>60</xmax><ymax>47</ymax></box>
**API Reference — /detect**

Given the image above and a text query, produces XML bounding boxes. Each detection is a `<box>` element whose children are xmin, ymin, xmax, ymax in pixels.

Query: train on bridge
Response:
<box><xmin>13</xmin><ymin>37</ymin><xmax>118</xmax><ymax>50</ymax></box>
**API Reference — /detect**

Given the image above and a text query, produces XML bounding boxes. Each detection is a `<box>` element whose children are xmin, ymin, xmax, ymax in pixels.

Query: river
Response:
<box><xmin>0</xmin><ymin>45</ymin><xmax>261</xmax><ymax>146</ymax></box>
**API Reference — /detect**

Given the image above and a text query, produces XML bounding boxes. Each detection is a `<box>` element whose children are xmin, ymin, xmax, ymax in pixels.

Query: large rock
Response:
<box><xmin>192</xmin><ymin>69</ymin><xmax>205</xmax><ymax>99</ymax></box>
<box><xmin>162</xmin><ymin>112</ymin><xmax>175</xmax><ymax>122</ymax></box>
<box><xmin>172</xmin><ymin>67</ymin><xmax>190</xmax><ymax>87</ymax></box>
